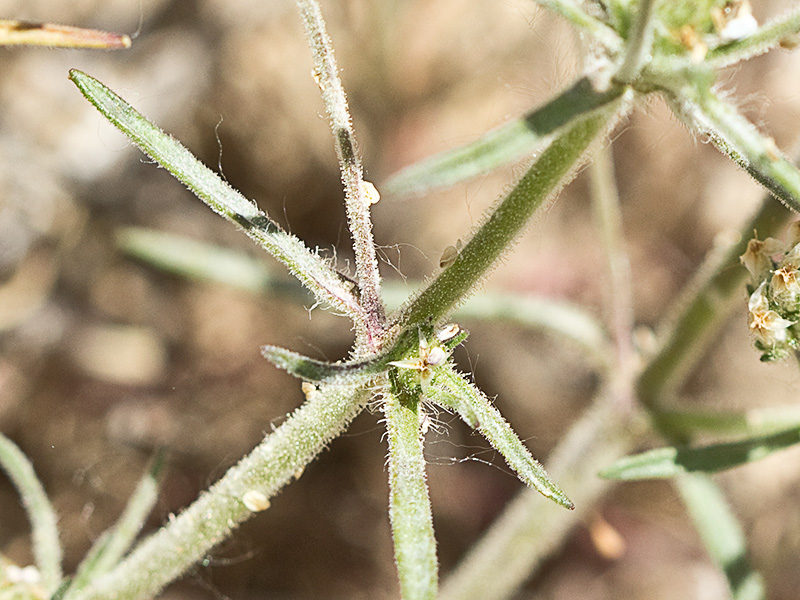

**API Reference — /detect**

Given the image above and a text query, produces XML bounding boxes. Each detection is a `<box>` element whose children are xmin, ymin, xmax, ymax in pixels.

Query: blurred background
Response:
<box><xmin>1</xmin><ymin>0</ymin><xmax>800</xmax><ymax>598</ymax></box>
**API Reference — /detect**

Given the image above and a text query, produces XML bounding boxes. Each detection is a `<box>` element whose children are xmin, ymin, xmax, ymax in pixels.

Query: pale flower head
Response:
<box><xmin>748</xmin><ymin>282</ymin><xmax>795</xmax><ymax>348</ymax></box>
<box><xmin>740</xmin><ymin>237</ymin><xmax>784</xmax><ymax>283</ymax></box>
<box><xmin>771</xmin><ymin>262</ymin><xmax>800</xmax><ymax>308</ymax></box>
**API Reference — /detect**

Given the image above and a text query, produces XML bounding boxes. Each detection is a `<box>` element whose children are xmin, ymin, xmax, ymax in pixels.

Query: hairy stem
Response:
<box><xmin>68</xmin><ymin>384</ymin><xmax>368</xmax><ymax>600</ymax></box>
<box><xmin>384</xmin><ymin>383</ymin><xmax>438</xmax><ymax>600</ymax></box>
<box><xmin>296</xmin><ymin>0</ymin><xmax>386</xmax><ymax>350</ymax></box>
<box><xmin>615</xmin><ymin>0</ymin><xmax>658</xmax><ymax>83</ymax></box>
<box><xmin>395</xmin><ymin>96</ymin><xmax>630</xmax><ymax>329</ymax></box>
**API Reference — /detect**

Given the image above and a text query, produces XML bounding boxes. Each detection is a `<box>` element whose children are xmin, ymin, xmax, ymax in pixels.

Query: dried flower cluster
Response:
<box><xmin>741</xmin><ymin>222</ymin><xmax>800</xmax><ymax>361</ymax></box>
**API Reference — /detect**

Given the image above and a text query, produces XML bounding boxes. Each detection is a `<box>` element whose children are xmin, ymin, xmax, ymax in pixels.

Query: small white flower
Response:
<box><xmin>748</xmin><ymin>283</ymin><xmax>795</xmax><ymax>346</ymax></box>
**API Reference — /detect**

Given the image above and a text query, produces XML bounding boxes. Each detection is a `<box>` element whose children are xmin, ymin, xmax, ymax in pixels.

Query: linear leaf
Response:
<box><xmin>69</xmin><ymin>70</ymin><xmax>365</xmax><ymax>325</ymax></box>
<box><xmin>668</xmin><ymin>86</ymin><xmax>800</xmax><ymax>213</ymax></box>
<box><xmin>385</xmin><ymin>77</ymin><xmax>627</xmax><ymax>197</ymax></box>
<box><xmin>0</xmin><ymin>434</ymin><xmax>62</xmax><ymax>592</ymax></box>
<box><xmin>676</xmin><ymin>474</ymin><xmax>765</xmax><ymax>600</ymax></box>
<box><xmin>600</xmin><ymin>424</ymin><xmax>800</xmax><ymax>480</ymax></box>
<box><xmin>429</xmin><ymin>367</ymin><xmax>573</xmax><ymax>509</ymax></box>
<box><xmin>68</xmin><ymin>452</ymin><xmax>165</xmax><ymax>594</ymax></box>
<box><xmin>261</xmin><ymin>345</ymin><xmax>386</xmax><ymax>384</ymax></box>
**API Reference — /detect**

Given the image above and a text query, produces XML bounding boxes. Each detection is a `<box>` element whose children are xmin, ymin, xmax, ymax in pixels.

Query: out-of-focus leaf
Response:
<box><xmin>0</xmin><ymin>19</ymin><xmax>130</xmax><ymax>48</ymax></box>
<box><xmin>601</xmin><ymin>425</ymin><xmax>800</xmax><ymax>480</ymax></box>
<box><xmin>676</xmin><ymin>474</ymin><xmax>765</xmax><ymax>600</ymax></box>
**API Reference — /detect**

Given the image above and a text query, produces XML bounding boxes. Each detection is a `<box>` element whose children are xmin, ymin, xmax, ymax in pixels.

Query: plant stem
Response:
<box><xmin>68</xmin><ymin>384</ymin><xmax>369</xmax><ymax>600</ymax></box>
<box><xmin>296</xmin><ymin>0</ymin><xmax>386</xmax><ymax>350</ymax></box>
<box><xmin>384</xmin><ymin>384</ymin><xmax>438</xmax><ymax>600</ymax></box>
<box><xmin>534</xmin><ymin>0</ymin><xmax>623</xmax><ymax>54</ymax></box>
<box><xmin>590</xmin><ymin>144</ymin><xmax>636</xmax><ymax>412</ymax></box>
<box><xmin>395</xmin><ymin>96</ymin><xmax>630</xmax><ymax>329</ymax></box>
<box><xmin>637</xmin><ymin>194</ymin><xmax>792</xmax><ymax>414</ymax></box>
<box><xmin>615</xmin><ymin>0</ymin><xmax>658</xmax><ymax>83</ymax></box>
<box><xmin>441</xmin><ymin>188</ymin><xmax>792</xmax><ymax>600</ymax></box>
<box><xmin>0</xmin><ymin>434</ymin><xmax>62</xmax><ymax>593</ymax></box>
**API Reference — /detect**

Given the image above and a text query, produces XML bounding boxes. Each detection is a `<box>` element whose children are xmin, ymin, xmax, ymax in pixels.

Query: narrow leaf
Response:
<box><xmin>261</xmin><ymin>345</ymin><xmax>386</xmax><ymax>384</ymax></box>
<box><xmin>383</xmin><ymin>386</ymin><xmax>438</xmax><ymax>600</ymax></box>
<box><xmin>600</xmin><ymin>424</ymin><xmax>800</xmax><ymax>480</ymax></box>
<box><xmin>656</xmin><ymin>405</ymin><xmax>800</xmax><ymax>439</ymax></box>
<box><xmin>707</xmin><ymin>6</ymin><xmax>800</xmax><ymax>69</ymax></box>
<box><xmin>69</xmin><ymin>70</ymin><xmax>366</xmax><ymax>325</ymax></box>
<box><xmin>429</xmin><ymin>367</ymin><xmax>574</xmax><ymax>509</ymax></box>
<box><xmin>68</xmin><ymin>452</ymin><xmax>166</xmax><ymax>594</ymax></box>
<box><xmin>117</xmin><ymin>227</ymin><xmax>306</xmax><ymax>298</ymax></box>
<box><xmin>668</xmin><ymin>87</ymin><xmax>800</xmax><ymax>213</ymax></box>
<box><xmin>385</xmin><ymin>78</ymin><xmax>627</xmax><ymax>197</ymax></box>
<box><xmin>0</xmin><ymin>19</ymin><xmax>130</xmax><ymax>48</ymax></box>
<box><xmin>676</xmin><ymin>474</ymin><xmax>765</xmax><ymax>600</ymax></box>
<box><xmin>0</xmin><ymin>434</ymin><xmax>62</xmax><ymax>593</ymax></box>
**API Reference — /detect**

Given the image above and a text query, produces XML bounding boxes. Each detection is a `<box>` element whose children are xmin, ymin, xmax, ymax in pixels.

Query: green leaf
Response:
<box><xmin>260</xmin><ymin>345</ymin><xmax>386</xmax><ymax>384</ymax></box>
<box><xmin>668</xmin><ymin>86</ymin><xmax>800</xmax><ymax>213</ymax></box>
<box><xmin>383</xmin><ymin>384</ymin><xmax>438</xmax><ymax>600</ymax></box>
<box><xmin>117</xmin><ymin>227</ymin><xmax>305</xmax><ymax>298</ymax></box>
<box><xmin>600</xmin><ymin>424</ymin><xmax>800</xmax><ymax>480</ymax></box>
<box><xmin>707</xmin><ymin>6</ymin><xmax>800</xmax><ymax>69</ymax></box>
<box><xmin>676</xmin><ymin>474</ymin><xmax>765</xmax><ymax>600</ymax></box>
<box><xmin>385</xmin><ymin>77</ymin><xmax>627</xmax><ymax>197</ymax></box>
<box><xmin>69</xmin><ymin>70</ymin><xmax>365</xmax><ymax>325</ymax></box>
<box><xmin>68</xmin><ymin>452</ymin><xmax>165</xmax><ymax>595</ymax></box>
<box><xmin>0</xmin><ymin>434</ymin><xmax>63</xmax><ymax>593</ymax></box>
<box><xmin>429</xmin><ymin>367</ymin><xmax>574</xmax><ymax>509</ymax></box>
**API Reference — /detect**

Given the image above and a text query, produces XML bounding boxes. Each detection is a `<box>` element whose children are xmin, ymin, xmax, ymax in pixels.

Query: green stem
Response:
<box><xmin>0</xmin><ymin>434</ymin><xmax>62</xmax><ymax>593</ymax></box>
<box><xmin>589</xmin><ymin>144</ymin><xmax>636</xmax><ymax>411</ymax></box>
<box><xmin>384</xmin><ymin>383</ymin><xmax>438</xmax><ymax>600</ymax></box>
<box><xmin>637</xmin><ymin>194</ymin><xmax>792</xmax><ymax>414</ymax></box>
<box><xmin>534</xmin><ymin>0</ymin><xmax>623</xmax><ymax>54</ymax></box>
<box><xmin>615</xmin><ymin>0</ymin><xmax>658</xmax><ymax>83</ymax></box>
<box><xmin>69</xmin><ymin>384</ymin><xmax>369</xmax><ymax>600</ymax></box>
<box><xmin>395</xmin><ymin>96</ymin><xmax>630</xmax><ymax>329</ymax></box>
